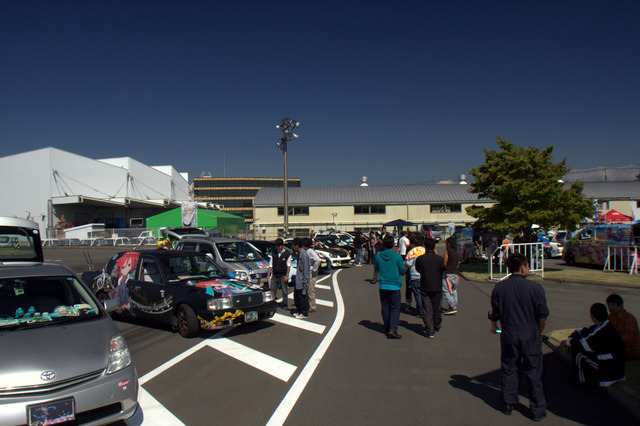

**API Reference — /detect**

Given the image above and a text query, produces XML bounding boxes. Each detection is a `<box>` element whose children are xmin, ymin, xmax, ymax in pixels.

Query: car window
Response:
<box><xmin>140</xmin><ymin>258</ymin><xmax>163</xmax><ymax>284</ymax></box>
<box><xmin>197</xmin><ymin>243</ymin><xmax>215</xmax><ymax>257</ymax></box>
<box><xmin>0</xmin><ymin>225</ymin><xmax>42</xmax><ymax>262</ymax></box>
<box><xmin>160</xmin><ymin>254</ymin><xmax>226</xmax><ymax>282</ymax></box>
<box><xmin>216</xmin><ymin>242</ymin><xmax>261</xmax><ymax>262</ymax></box>
<box><xmin>178</xmin><ymin>242</ymin><xmax>198</xmax><ymax>251</ymax></box>
<box><xmin>0</xmin><ymin>276</ymin><xmax>100</xmax><ymax>329</ymax></box>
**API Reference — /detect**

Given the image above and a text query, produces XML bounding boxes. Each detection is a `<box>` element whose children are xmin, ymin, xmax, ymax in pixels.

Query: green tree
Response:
<box><xmin>466</xmin><ymin>137</ymin><xmax>595</xmax><ymax>237</ymax></box>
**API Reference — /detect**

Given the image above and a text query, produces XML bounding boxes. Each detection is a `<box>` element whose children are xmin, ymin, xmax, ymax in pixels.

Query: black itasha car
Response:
<box><xmin>81</xmin><ymin>250</ymin><xmax>277</xmax><ymax>337</ymax></box>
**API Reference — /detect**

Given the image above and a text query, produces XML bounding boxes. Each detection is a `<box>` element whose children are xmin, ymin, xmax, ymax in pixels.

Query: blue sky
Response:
<box><xmin>2</xmin><ymin>1</ymin><xmax>638</xmax><ymax>186</ymax></box>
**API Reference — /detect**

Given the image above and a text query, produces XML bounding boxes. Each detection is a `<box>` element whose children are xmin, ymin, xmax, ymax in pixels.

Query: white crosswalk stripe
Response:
<box><xmin>270</xmin><ymin>312</ymin><xmax>326</xmax><ymax>334</ymax></box>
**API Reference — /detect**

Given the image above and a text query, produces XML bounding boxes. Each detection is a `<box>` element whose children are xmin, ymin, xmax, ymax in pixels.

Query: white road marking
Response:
<box><xmin>205</xmin><ymin>338</ymin><xmax>297</xmax><ymax>382</ymax></box>
<box><xmin>139</xmin><ymin>387</ymin><xmax>185</xmax><ymax>425</ymax></box>
<box><xmin>267</xmin><ymin>270</ymin><xmax>345</xmax><ymax>426</ymax></box>
<box><xmin>270</xmin><ymin>312</ymin><xmax>326</xmax><ymax>334</ymax></box>
<box><xmin>315</xmin><ymin>284</ymin><xmax>331</xmax><ymax>290</ymax></box>
<box><xmin>286</xmin><ymin>293</ymin><xmax>334</xmax><ymax>307</ymax></box>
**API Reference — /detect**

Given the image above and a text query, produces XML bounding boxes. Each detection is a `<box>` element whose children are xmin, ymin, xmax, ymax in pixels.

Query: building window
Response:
<box><xmin>277</xmin><ymin>206</ymin><xmax>309</xmax><ymax>216</ymax></box>
<box><xmin>277</xmin><ymin>228</ymin><xmax>309</xmax><ymax>238</ymax></box>
<box><xmin>354</xmin><ymin>205</ymin><xmax>386</xmax><ymax>214</ymax></box>
<box><xmin>430</xmin><ymin>204</ymin><xmax>461</xmax><ymax>213</ymax></box>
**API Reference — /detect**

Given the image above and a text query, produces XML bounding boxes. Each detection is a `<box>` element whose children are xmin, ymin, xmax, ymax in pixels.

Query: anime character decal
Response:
<box><xmin>195</xmin><ymin>280</ymin><xmax>262</xmax><ymax>297</ymax></box>
<box><xmin>113</xmin><ymin>252</ymin><xmax>140</xmax><ymax>313</ymax></box>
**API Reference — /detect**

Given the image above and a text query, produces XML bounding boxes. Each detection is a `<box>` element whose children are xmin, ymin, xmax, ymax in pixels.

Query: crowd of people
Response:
<box><xmin>266</xmin><ymin>227</ymin><xmax>640</xmax><ymax>422</ymax></box>
<box><xmin>370</xmin><ymin>229</ymin><xmax>460</xmax><ymax>339</ymax></box>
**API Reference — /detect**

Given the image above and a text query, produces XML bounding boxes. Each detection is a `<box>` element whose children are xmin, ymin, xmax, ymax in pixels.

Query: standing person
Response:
<box><xmin>606</xmin><ymin>294</ymin><xmax>640</xmax><ymax>360</ymax></box>
<box><xmin>379</xmin><ymin>227</ymin><xmax>388</xmax><ymax>242</ymax></box>
<box><xmin>397</xmin><ymin>231</ymin><xmax>411</xmax><ymax>309</ymax></box>
<box><xmin>368</xmin><ymin>231</ymin><xmax>376</xmax><ymax>264</ymax></box>
<box><xmin>489</xmin><ymin>252</ymin><xmax>549</xmax><ymax>421</ymax></box>
<box><xmin>304</xmin><ymin>237</ymin><xmax>322</xmax><ymax>313</ymax></box>
<box><xmin>374</xmin><ymin>235</ymin><xmax>406</xmax><ymax>339</ymax></box>
<box><xmin>266</xmin><ymin>238</ymin><xmax>291</xmax><ymax>310</ymax></box>
<box><xmin>442</xmin><ymin>237</ymin><xmax>460</xmax><ymax>315</ymax></box>
<box><xmin>405</xmin><ymin>236</ymin><xmax>425</xmax><ymax>318</ymax></box>
<box><xmin>415</xmin><ymin>238</ymin><xmax>444</xmax><ymax>339</ymax></box>
<box><xmin>353</xmin><ymin>231</ymin><xmax>365</xmax><ymax>267</ymax></box>
<box><xmin>371</xmin><ymin>234</ymin><xmax>384</xmax><ymax>284</ymax></box>
<box><xmin>292</xmin><ymin>238</ymin><xmax>310</xmax><ymax>318</ymax></box>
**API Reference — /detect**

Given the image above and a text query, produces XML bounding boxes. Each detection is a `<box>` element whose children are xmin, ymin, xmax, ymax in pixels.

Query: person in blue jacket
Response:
<box><xmin>374</xmin><ymin>235</ymin><xmax>406</xmax><ymax>339</ymax></box>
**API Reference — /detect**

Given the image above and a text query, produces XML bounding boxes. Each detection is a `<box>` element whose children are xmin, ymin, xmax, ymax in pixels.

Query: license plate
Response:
<box><xmin>28</xmin><ymin>397</ymin><xmax>75</xmax><ymax>426</ymax></box>
<box><xmin>245</xmin><ymin>311</ymin><xmax>258</xmax><ymax>322</ymax></box>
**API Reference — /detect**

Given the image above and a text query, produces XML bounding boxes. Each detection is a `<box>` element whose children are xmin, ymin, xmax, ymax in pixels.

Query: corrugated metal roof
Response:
<box><xmin>254</xmin><ymin>181</ymin><xmax>640</xmax><ymax>206</ymax></box>
<box><xmin>254</xmin><ymin>184</ymin><xmax>484</xmax><ymax>206</ymax></box>
<box><xmin>580</xmin><ymin>181</ymin><xmax>640</xmax><ymax>200</ymax></box>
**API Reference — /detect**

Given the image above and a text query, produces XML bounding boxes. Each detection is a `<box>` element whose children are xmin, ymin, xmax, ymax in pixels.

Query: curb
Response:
<box><xmin>544</xmin><ymin>338</ymin><xmax>640</xmax><ymax>421</ymax></box>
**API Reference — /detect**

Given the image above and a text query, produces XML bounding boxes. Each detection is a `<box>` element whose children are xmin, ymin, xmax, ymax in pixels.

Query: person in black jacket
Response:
<box><xmin>266</xmin><ymin>238</ymin><xmax>291</xmax><ymax>309</ymax></box>
<box><xmin>414</xmin><ymin>238</ymin><xmax>444</xmax><ymax>339</ymax></box>
<box><xmin>561</xmin><ymin>303</ymin><xmax>625</xmax><ymax>388</ymax></box>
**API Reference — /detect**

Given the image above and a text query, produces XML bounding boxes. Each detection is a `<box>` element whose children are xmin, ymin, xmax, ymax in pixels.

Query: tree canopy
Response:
<box><xmin>466</xmin><ymin>137</ymin><xmax>595</xmax><ymax>236</ymax></box>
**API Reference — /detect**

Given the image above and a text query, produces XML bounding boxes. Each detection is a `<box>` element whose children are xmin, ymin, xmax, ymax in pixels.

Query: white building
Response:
<box><xmin>0</xmin><ymin>147</ymin><xmax>190</xmax><ymax>233</ymax></box>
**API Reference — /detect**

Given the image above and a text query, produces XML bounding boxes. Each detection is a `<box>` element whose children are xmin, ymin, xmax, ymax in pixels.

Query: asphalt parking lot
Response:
<box><xmin>42</xmin><ymin>247</ymin><xmax>640</xmax><ymax>425</ymax></box>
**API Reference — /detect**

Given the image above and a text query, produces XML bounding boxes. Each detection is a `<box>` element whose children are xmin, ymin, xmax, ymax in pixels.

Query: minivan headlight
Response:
<box><xmin>107</xmin><ymin>334</ymin><xmax>132</xmax><ymax>374</ymax></box>
<box><xmin>208</xmin><ymin>297</ymin><xmax>233</xmax><ymax>310</ymax></box>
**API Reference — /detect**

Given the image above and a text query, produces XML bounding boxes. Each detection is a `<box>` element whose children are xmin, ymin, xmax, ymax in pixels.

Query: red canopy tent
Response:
<box><xmin>599</xmin><ymin>209</ymin><xmax>632</xmax><ymax>222</ymax></box>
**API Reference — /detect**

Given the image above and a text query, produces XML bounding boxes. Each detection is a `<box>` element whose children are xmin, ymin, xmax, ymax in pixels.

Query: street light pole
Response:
<box><xmin>276</xmin><ymin>118</ymin><xmax>299</xmax><ymax>238</ymax></box>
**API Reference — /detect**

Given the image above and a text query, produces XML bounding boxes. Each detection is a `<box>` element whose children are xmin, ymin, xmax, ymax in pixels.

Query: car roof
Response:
<box><xmin>0</xmin><ymin>262</ymin><xmax>74</xmax><ymax>278</ymax></box>
<box><xmin>115</xmin><ymin>249</ymin><xmax>206</xmax><ymax>259</ymax></box>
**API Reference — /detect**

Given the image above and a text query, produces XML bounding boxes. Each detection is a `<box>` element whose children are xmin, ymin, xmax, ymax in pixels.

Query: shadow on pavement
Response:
<box><xmin>450</xmin><ymin>351</ymin><xmax>639</xmax><ymax>425</ymax></box>
<box><xmin>358</xmin><ymin>319</ymin><xmax>385</xmax><ymax>335</ymax></box>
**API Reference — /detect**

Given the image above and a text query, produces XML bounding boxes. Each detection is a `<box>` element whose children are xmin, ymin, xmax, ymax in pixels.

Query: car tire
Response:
<box><xmin>544</xmin><ymin>248</ymin><xmax>552</xmax><ymax>259</ymax></box>
<box><xmin>565</xmin><ymin>252</ymin><xmax>575</xmax><ymax>266</ymax></box>
<box><xmin>176</xmin><ymin>304</ymin><xmax>199</xmax><ymax>338</ymax></box>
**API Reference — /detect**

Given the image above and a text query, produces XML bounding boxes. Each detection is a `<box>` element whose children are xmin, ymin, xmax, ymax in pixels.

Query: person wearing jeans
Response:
<box><xmin>374</xmin><ymin>235</ymin><xmax>406</xmax><ymax>338</ymax></box>
<box><xmin>405</xmin><ymin>236</ymin><xmax>425</xmax><ymax>317</ymax></box>
<box><xmin>443</xmin><ymin>237</ymin><xmax>460</xmax><ymax>314</ymax></box>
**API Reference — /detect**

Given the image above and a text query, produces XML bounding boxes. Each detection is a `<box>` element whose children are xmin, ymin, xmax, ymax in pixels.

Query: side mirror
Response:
<box><xmin>103</xmin><ymin>298</ymin><xmax>119</xmax><ymax>313</ymax></box>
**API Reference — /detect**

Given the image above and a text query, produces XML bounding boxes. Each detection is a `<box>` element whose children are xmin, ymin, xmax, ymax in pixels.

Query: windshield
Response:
<box><xmin>0</xmin><ymin>225</ymin><xmax>43</xmax><ymax>263</ymax></box>
<box><xmin>160</xmin><ymin>254</ymin><xmax>227</xmax><ymax>282</ymax></box>
<box><xmin>216</xmin><ymin>242</ymin><xmax>262</xmax><ymax>262</ymax></box>
<box><xmin>0</xmin><ymin>276</ymin><xmax>100</xmax><ymax>329</ymax></box>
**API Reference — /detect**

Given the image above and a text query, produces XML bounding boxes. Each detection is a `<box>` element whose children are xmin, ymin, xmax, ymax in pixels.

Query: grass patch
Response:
<box><xmin>460</xmin><ymin>262</ymin><xmax>640</xmax><ymax>287</ymax></box>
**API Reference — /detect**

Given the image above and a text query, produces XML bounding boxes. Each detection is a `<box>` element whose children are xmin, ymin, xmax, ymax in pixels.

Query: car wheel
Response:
<box><xmin>176</xmin><ymin>304</ymin><xmax>199</xmax><ymax>338</ymax></box>
<box><xmin>565</xmin><ymin>252</ymin><xmax>575</xmax><ymax>266</ymax></box>
<box><xmin>544</xmin><ymin>248</ymin><xmax>551</xmax><ymax>259</ymax></box>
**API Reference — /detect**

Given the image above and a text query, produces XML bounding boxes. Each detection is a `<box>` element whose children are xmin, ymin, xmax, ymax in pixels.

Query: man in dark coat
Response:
<box><xmin>489</xmin><ymin>252</ymin><xmax>549</xmax><ymax>421</ymax></box>
<box><xmin>414</xmin><ymin>238</ymin><xmax>444</xmax><ymax>339</ymax></box>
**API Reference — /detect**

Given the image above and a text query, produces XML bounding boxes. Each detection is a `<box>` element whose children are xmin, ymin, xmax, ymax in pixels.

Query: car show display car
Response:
<box><xmin>174</xmin><ymin>237</ymin><xmax>270</xmax><ymax>288</ymax></box>
<box><xmin>81</xmin><ymin>249</ymin><xmax>277</xmax><ymax>338</ymax></box>
<box><xmin>0</xmin><ymin>217</ymin><xmax>142</xmax><ymax>426</ymax></box>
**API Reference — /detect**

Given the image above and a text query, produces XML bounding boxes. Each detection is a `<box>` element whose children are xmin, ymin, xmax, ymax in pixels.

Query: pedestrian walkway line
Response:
<box><xmin>205</xmin><ymin>338</ymin><xmax>297</xmax><ymax>382</ymax></box>
<box><xmin>287</xmin><ymin>293</ymin><xmax>334</xmax><ymax>307</ymax></box>
<box><xmin>267</xmin><ymin>270</ymin><xmax>346</xmax><ymax>426</ymax></box>
<box><xmin>139</xmin><ymin>387</ymin><xmax>185</xmax><ymax>425</ymax></box>
<box><xmin>270</xmin><ymin>312</ymin><xmax>326</xmax><ymax>334</ymax></box>
<box><xmin>315</xmin><ymin>284</ymin><xmax>331</xmax><ymax>290</ymax></box>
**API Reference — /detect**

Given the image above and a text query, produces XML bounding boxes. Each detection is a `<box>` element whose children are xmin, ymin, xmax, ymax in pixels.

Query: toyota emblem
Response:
<box><xmin>40</xmin><ymin>370</ymin><xmax>56</xmax><ymax>381</ymax></box>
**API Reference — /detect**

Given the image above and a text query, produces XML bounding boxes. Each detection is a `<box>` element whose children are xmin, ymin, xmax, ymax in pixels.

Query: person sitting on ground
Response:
<box><xmin>606</xmin><ymin>293</ymin><xmax>640</xmax><ymax>360</ymax></box>
<box><xmin>561</xmin><ymin>303</ymin><xmax>625</xmax><ymax>388</ymax></box>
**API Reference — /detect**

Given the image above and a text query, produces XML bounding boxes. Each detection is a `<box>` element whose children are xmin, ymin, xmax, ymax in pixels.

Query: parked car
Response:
<box><xmin>248</xmin><ymin>240</ymin><xmax>330</xmax><ymax>279</ymax></box>
<box><xmin>0</xmin><ymin>217</ymin><xmax>142</xmax><ymax>425</ymax></box>
<box><xmin>161</xmin><ymin>227</ymin><xmax>209</xmax><ymax>245</ymax></box>
<box><xmin>537</xmin><ymin>235</ymin><xmax>562</xmax><ymax>259</ymax></box>
<box><xmin>174</xmin><ymin>237</ymin><xmax>270</xmax><ymax>288</ymax></box>
<box><xmin>314</xmin><ymin>235</ymin><xmax>356</xmax><ymax>259</ymax></box>
<box><xmin>81</xmin><ymin>250</ymin><xmax>277</xmax><ymax>337</ymax></box>
<box><xmin>563</xmin><ymin>224</ymin><xmax>640</xmax><ymax>267</ymax></box>
<box><xmin>304</xmin><ymin>240</ymin><xmax>352</xmax><ymax>268</ymax></box>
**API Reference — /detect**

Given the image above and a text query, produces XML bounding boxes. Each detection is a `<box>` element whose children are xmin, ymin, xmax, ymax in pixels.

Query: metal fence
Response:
<box><xmin>604</xmin><ymin>244</ymin><xmax>638</xmax><ymax>274</ymax></box>
<box><xmin>489</xmin><ymin>242</ymin><xmax>544</xmax><ymax>281</ymax></box>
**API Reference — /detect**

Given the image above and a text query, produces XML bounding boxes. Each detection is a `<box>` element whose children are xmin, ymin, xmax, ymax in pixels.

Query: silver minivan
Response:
<box><xmin>0</xmin><ymin>217</ymin><xmax>142</xmax><ymax>425</ymax></box>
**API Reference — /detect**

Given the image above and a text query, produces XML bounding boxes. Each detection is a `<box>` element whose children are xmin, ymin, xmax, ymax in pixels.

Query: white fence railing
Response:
<box><xmin>604</xmin><ymin>245</ymin><xmax>638</xmax><ymax>275</ymax></box>
<box><xmin>489</xmin><ymin>242</ymin><xmax>544</xmax><ymax>281</ymax></box>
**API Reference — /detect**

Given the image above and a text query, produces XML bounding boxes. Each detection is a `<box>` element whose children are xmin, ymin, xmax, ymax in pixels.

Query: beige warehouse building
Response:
<box><xmin>252</xmin><ymin>183</ymin><xmax>495</xmax><ymax>239</ymax></box>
